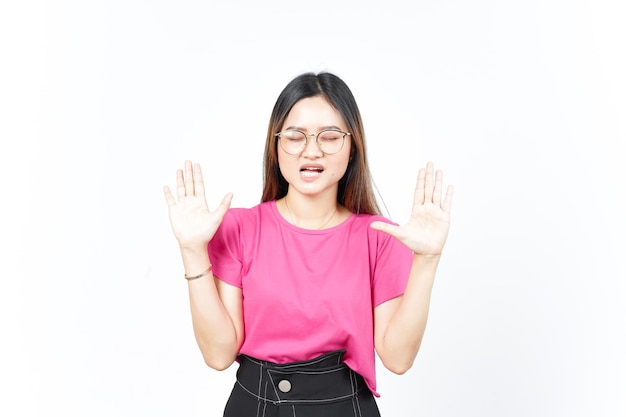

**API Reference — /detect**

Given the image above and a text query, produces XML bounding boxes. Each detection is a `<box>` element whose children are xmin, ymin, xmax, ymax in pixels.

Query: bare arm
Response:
<box><xmin>163</xmin><ymin>161</ymin><xmax>243</xmax><ymax>370</ymax></box>
<box><xmin>374</xmin><ymin>255</ymin><xmax>439</xmax><ymax>374</ymax></box>
<box><xmin>182</xmin><ymin>246</ymin><xmax>243</xmax><ymax>370</ymax></box>
<box><xmin>371</xmin><ymin>162</ymin><xmax>453</xmax><ymax>374</ymax></box>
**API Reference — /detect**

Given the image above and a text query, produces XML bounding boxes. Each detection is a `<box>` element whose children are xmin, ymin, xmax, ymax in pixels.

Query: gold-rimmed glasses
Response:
<box><xmin>275</xmin><ymin>129</ymin><xmax>350</xmax><ymax>155</ymax></box>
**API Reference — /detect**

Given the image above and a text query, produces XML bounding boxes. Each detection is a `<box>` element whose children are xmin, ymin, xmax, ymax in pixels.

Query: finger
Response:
<box><xmin>443</xmin><ymin>184</ymin><xmax>454</xmax><ymax>213</ymax></box>
<box><xmin>433</xmin><ymin>169</ymin><xmax>443</xmax><ymax>206</ymax></box>
<box><xmin>212</xmin><ymin>192</ymin><xmax>234</xmax><ymax>220</ymax></box>
<box><xmin>175</xmin><ymin>169</ymin><xmax>185</xmax><ymax>199</ymax></box>
<box><xmin>163</xmin><ymin>186</ymin><xmax>176</xmax><ymax>207</ymax></box>
<box><xmin>193</xmin><ymin>163</ymin><xmax>205</xmax><ymax>197</ymax></box>
<box><xmin>424</xmin><ymin>161</ymin><xmax>434</xmax><ymax>202</ymax></box>
<box><xmin>413</xmin><ymin>168</ymin><xmax>426</xmax><ymax>207</ymax></box>
<box><xmin>370</xmin><ymin>221</ymin><xmax>402</xmax><ymax>240</ymax></box>
<box><xmin>184</xmin><ymin>160</ymin><xmax>194</xmax><ymax>196</ymax></box>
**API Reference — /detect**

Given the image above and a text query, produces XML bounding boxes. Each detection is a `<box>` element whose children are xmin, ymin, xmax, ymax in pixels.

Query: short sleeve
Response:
<box><xmin>369</xmin><ymin>219</ymin><xmax>414</xmax><ymax>307</ymax></box>
<box><xmin>207</xmin><ymin>210</ymin><xmax>244</xmax><ymax>288</ymax></box>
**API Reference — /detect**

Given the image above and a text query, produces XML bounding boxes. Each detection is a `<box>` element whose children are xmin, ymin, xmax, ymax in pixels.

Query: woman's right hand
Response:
<box><xmin>163</xmin><ymin>160</ymin><xmax>233</xmax><ymax>248</ymax></box>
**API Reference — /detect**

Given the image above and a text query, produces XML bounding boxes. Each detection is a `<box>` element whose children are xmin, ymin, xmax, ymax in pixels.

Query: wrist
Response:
<box><xmin>185</xmin><ymin>265</ymin><xmax>213</xmax><ymax>281</ymax></box>
<box><xmin>179</xmin><ymin>243</ymin><xmax>209</xmax><ymax>255</ymax></box>
<box><xmin>412</xmin><ymin>253</ymin><xmax>441</xmax><ymax>265</ymax></box>
<box><xmin>179</xmin><ymin>244</ymin><xmax>211</xmax><ymax>274</ymax></box>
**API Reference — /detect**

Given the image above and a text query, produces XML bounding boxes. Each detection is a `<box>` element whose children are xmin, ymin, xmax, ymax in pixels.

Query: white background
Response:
<box><xmin>1</xmin><ymin>1</ymin><xmax>625</xmax><ymax>416</ymax></box>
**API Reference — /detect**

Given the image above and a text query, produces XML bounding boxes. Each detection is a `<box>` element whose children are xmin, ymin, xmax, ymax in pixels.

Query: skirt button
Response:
<box><xmin>278</xmin><ymin>379</ymin><xmax>292</xmax><ymax>393</ymax></box>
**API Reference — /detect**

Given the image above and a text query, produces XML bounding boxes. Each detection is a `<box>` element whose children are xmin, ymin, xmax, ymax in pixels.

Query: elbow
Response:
<box><xmin>203</xmin><ymin>355</ymin><xmax>235</xmax><ymax>371</ymax></box>
<box><xmin>377</xmin><ymin>344</ymin><xmax>418</xmax><ymax>375</ymax></box>
<box><xmin>200</xmin><ymin>348</ymin><xmax>237</xmax><ymax>371</ymax></box>
<box><xmin>195</xmin><ymin>335</ymin><xmax>241</xmax><ymax>371</ymax></box>
<box><xmin>377</xmin><ymin>333</ymin><xmax>423</xmax><ymax>375</ymax></box>
<box><xmin>383</xmin><ymin>359</ymin><xmax>414</xmax><ymax>375</ymax></box>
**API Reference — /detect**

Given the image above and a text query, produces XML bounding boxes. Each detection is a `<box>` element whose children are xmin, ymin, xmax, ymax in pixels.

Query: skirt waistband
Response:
<box><xmin>235</xmin><ymin>350</ymin><xmax>367</xmax><ymax>405</ymax></box>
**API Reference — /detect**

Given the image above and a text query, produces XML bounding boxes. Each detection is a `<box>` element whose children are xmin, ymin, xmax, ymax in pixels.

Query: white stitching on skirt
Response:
<box><xmin>256</xmin><ymin>364</ymin><xmax>262</xmax><ymax>417</ymax></box>
<box><xmin>356</xmin><ymin>394</ymin><xmax>363</xmax><ymax>417</ymax></box>
<box><xmin>351</xmin><ymin>371</ymin><xmax>363</xmax><ymax>417</ymax></box>
<box><xmin>262</xmin><ymin>381</ymin><xmax>268</xmax><ymax>417</ymax></box>
<box><xmin>349</xmin><ymin>370</ymin><xmax>358</xmax><ymax>417</ymax></box>
<box><xmin>235</xmin><ymin>380</ymin><xmax>358</xmax><ymax>405</ymax></box>
<box><xmin>267</xmin><ymin>369</ymin><xmax>281</xmax><ymax>400</ymax></box>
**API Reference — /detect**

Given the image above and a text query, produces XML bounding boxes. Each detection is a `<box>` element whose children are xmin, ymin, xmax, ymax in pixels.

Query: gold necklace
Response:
<box><xmin>284</xmin><ymin>198</ymin><xmax>337</xmax><ymax>230</ymax></box>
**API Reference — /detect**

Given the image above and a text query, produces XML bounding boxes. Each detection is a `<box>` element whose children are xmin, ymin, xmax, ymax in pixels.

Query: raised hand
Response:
<box><xmin>371</xmin><ymin>162</ymin><xmax>453</xmax><ymax>256</ymax></box>
<box><xmin>163</xmin><ymin>160</ymin><xmax>233</xmax><ymax>248</ymax></box>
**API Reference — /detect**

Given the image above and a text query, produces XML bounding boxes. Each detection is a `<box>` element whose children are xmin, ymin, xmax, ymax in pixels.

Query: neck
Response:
<box><xmin>283</xmin><ymin>194</ymin><xmax>339</xmax><ymax>230</ymax></box>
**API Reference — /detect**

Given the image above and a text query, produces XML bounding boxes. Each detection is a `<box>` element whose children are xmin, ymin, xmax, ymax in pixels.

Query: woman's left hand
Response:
<box><xmin>371</xmin><ymin>162</ymin><xmax>453</xmax><ymax>256</ymax></box>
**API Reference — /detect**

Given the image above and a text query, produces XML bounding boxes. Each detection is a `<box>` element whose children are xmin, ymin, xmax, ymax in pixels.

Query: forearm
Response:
<box><xmin>180</xmin><ymin>246</ymin><xmax>240</xmax><ymax>370</ymax></box>
<box><xmin>379</xmin><ymin>254</ymin><xmax>440</xmax><ymax>373</ymax></box>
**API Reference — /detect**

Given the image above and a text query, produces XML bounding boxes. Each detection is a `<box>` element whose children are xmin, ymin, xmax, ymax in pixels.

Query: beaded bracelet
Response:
<box><xmin>184</xmin><ymin>265</ymin><xmax>212</xmax><ymax>281</ymax></box>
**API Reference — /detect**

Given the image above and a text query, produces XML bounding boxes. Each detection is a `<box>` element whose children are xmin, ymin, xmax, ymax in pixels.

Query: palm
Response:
<box><xmin>402</xmin><ymin>196</ymin><xmax>451</xmax><ymax>255</ymax></box>
<box><xmin>371</xmin><ymin>162</ymin><xmax>453</xmax><ymax>256</ymax></box>
<box><xmin>163</xmin><ymin>161</ymin><xmax>232</xmax><ymax>248</ymax></box>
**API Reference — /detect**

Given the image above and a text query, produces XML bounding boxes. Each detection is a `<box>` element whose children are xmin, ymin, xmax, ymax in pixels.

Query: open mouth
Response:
<box><xmin>300</xmin><ymin>167</ymin><xmax>323</xmax><ymax>177</ymax></box>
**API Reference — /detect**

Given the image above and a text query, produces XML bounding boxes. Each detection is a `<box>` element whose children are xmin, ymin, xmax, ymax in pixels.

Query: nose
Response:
<box><xmin>302</xmin><ymin>133</ymin><xmax>323</xmax><ymax>157</ymax></box>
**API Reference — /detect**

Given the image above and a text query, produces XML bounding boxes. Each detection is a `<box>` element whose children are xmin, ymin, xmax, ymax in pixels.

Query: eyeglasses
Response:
<box><xmin>275</xmin><ymin>129</ymin><xmax>351</xmax><ymax>155</ymax></box>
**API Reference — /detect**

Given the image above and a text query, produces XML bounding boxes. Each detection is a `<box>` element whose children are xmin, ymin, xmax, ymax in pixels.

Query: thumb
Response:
<box><xmin>213</xmin><ymin>192</ymin><xmax>234</xmax><ymax>220</ymax></box>
<box><xmin>370</xmin><ymin>221</ymin><xmax>401</xmax><ymax>239</ymax></box>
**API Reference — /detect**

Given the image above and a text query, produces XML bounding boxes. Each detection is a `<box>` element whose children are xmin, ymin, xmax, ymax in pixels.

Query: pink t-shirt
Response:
<box><xmin>207</xmin><ymin>200</ymin><xmax>413</xmax><ymax>396</ymax></box>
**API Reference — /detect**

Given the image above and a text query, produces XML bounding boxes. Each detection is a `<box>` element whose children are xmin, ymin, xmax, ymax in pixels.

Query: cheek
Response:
<box><xmin>328</xmin><ymin>143</ymin><xmax>351</xmax><ymax>178</ymax></box>
<box><xmin>328</xmin><ymin>158</ymin><xmax>351</xmax><ymax>178</ymax></box>
<box><xmin>277</xmin><ymin>152</ymin><xmax>295</xmax><ymax>177</ymax></box>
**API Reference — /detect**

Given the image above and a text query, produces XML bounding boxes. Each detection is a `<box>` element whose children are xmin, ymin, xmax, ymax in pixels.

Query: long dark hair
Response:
<box><xmin>261</xmin><ymin>72</ymin><xmax>380</xmax><ymax>215</ymax></box>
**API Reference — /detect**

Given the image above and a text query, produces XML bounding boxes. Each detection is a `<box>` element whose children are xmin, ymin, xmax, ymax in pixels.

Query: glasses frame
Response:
<box><xmin>275</xmin><ymin>129</ymin><xmax>351</xmax><ymax>155</ymax></box>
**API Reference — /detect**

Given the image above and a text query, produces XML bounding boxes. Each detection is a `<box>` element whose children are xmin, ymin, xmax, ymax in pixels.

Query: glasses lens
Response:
<box><xmin>279</xmin><ymin>130</ymin><xmax>306</xmax><ymax>154</ymax></box>
<box><xmin>317</xmin><ymin>130</ymin><xmax>345</xmax><ymax>154</ymax></box>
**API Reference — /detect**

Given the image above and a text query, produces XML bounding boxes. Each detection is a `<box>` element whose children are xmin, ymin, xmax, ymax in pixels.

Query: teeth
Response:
<box><xmin>302</xmin><ymin>170</ymin><xmax>321</xmax><ymax>177</ymax></box>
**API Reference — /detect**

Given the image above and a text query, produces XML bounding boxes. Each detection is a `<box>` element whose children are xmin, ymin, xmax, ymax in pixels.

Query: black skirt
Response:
<box><xmin>223</xmin><ymin>350</ymin><xmax>381</xmax><ymax>417</ymax></box>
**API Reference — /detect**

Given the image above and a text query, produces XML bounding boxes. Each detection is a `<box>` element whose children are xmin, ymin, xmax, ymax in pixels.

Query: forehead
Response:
<box><xmin>283</xmin><ymin>96</ymin><xmax>346</xmax><ymax>129</ymax></box>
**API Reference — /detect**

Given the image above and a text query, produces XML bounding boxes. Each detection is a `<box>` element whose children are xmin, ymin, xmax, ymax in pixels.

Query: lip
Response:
<box><xmin>299</xmin><ymin>164</ymin><xmax>325</xmax><ymax>171</ymax></box>
<box><xmin>299</xmin><ymin>164</ymin><xmax>324</xmax><ymax>181</ymax></box>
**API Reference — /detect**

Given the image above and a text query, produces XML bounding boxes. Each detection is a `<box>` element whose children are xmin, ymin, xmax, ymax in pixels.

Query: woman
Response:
<box><xmin>163</xmin><ymin>72</ymin><xmax>453</xmax><ymax>416</ymax></box>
